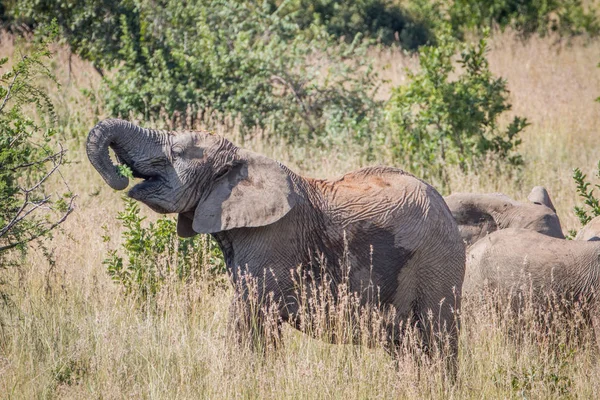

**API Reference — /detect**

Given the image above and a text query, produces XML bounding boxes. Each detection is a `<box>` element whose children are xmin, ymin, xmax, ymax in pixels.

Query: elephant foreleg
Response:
<box><xmin>228</xmin><ymin>284</ymin><xmax>283</xmax><ymax>353</ymax></box>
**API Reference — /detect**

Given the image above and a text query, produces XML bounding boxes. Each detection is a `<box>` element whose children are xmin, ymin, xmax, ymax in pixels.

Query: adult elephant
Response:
<box><xmin>87</xmin><ymin>119</ymin><xmax>465</xmax><ymax>364</ymax></box>
<box><xmin>444</xmin><ymin>188</ymin><xmax>564</xmax><ymax>246</ymax></box>
<box><xmin>463</xmin><ymin>228</ymin><xmax>600</xmax><ymax>339</ymax></box>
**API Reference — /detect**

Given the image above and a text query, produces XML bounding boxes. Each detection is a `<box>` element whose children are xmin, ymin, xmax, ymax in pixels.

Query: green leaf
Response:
<box><xmin>116</xmin><ymin>164</ymin><xmax>134</xmax><ymax>179</ymax></box>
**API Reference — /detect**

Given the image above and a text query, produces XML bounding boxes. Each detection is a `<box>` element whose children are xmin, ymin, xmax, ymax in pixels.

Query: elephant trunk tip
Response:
<box><xmin>86</xmin><ymin>118</ymin><xmax>132</xmax><ymax>191</ymax></box>
<box><xmin>107</xmin><ymin>173</ymin><xmax>129</xmax><ymax>191</ymax></box>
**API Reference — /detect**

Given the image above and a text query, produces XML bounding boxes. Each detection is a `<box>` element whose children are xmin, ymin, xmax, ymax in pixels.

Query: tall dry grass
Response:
<box><xmin>1</xmin><ymin>30</ymin><xmax>600</xmax><ymax>398</ymax></box>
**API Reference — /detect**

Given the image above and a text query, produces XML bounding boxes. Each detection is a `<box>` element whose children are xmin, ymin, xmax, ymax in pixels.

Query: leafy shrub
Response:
<box><xmin>0</xmin><ymin>28</ymin><xmax>74</xmax><ymax>263</ymax></box>
<box><xmin>10</xmin><ymin>1</ymin><xmax>384</xmax><ymax>148</ymax></box>
<box><xmin>274</xmin><ymin>0</ymin><xmax>433</xmax><ymax>48</ymax></box>
<box><xmin>448</xmin><ymin>0</ymin><xmax>600</xmax><ymax>38</ymax></box>
<box><xmin>0</xmin><ymin>1</ymin><xmax>14</xmax><ymax>28</ymax></box>
<box><xmin>103</xmin><ymin>197</ymin><xmax>225</xmax><ymax>301</ymax></box>
<box><xmin>10</xmin><ymin>0</ymin><xmax>432</xmax><ymax>53</ymax></box>
<box><xmin>101</xmin><ymin>1</ymin><xmax>383</xmax><ymax>147</ymax></box>
<box><xmin>385</xmin><ymin>27</ymin><xmax>527</xmax><ymax>184</ymax></box>
<box><xmin>9</xmin><ymin>0</ymin><xmax>138</xmax><ymax>72</ymax></box>
<box><xmin>572</xmin><ymin>162</ymin><xmax>600</xmax><ymax>227</ymax></box>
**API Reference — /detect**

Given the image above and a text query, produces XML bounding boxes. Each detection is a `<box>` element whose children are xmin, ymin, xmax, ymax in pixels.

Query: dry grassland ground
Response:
<box><xmin>1</xmin><ymin>31</ymin><xmax>600</xmax><ymax>398</ymax></box>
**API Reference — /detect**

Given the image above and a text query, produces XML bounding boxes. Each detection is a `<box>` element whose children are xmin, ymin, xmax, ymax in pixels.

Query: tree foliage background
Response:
<box><xmin>0</xmin><ymin>0</ymin><xmax>597</xmax><ymax>185</ymax></box>
<box><xmin>5</xmin><ymin>0</ymin><xmax>597</xmax><ymax>147</ymax></box>
<box><xmin>0</xmin><ymin>0</ymin><xmax>598</xmax><ymax>270</ymax></box>
<box><xmin>386</xmin><ymin>27</ymin><xmax>527</xmax><ymax>185</ymax></box>
<box><xmin>0</xmin><ymin>28</ymin><xmax>74</xmax><ymax>265</ymax></box>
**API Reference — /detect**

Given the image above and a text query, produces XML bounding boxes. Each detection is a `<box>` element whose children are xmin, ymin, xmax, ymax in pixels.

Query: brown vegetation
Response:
<box><xmin>1</xmin><ymin>30</ymin><xmax>600</xmax><ymax>398</ymax></box>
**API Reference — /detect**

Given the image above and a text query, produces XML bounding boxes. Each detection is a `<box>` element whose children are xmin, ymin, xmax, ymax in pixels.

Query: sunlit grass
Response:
<box><xmin>1</xmin><ymin>29</ymin><xmax>600</xmax><ymax>398</ymax></box>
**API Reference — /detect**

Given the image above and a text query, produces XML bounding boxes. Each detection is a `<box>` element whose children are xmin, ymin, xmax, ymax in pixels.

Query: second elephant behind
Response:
<box><xmin>463</xmin><ymin>228</ymin><xmax>600</xmax><ymax>337</ymax></box>
<box><xmin>445</xmin><ymin>187</ymin><xmax>564</xmax><ymax>246</ymax></box>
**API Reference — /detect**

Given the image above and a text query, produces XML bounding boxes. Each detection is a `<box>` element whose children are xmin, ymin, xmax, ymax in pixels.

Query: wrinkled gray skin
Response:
<box><xmin>444</xmin><ymin>189</ymin><xmax>564</xmax><ymax>246</ymax></box>
<box><xmin>87</xmin><ymin>119</ymin><xmax>465</xmax><ymax>363</ymax></box>
<box><xmin>464</xmin><ymin>228</ymin><xmax>600</xmax><ymax>338</ymax></box>
<box><xmin>576</xmin><ymin>216</ymin><xmax>600</xmax><ymax>241</ymax></box>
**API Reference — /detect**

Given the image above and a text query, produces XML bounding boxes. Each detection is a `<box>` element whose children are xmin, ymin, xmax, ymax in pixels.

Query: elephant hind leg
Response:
<box><xmin>413</xmin><ymin>288</ymin><xmax>461</xmax><ymax>379</ymax></box>
<box><xmin>391</xmin><ymin>252</ymin><xmax>461</xmax><ymax>365</ymax></box>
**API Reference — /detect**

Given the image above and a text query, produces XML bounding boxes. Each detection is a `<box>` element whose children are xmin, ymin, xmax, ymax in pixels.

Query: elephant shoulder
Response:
<box><xmin>320</xmin><ymin>166</ymin><xmax>448</xmax><ymax>225</ymax></box>
<box><xmin>327</xmin><ymin>166</ymin><xmax>431</xmax><ymax>194</ymax></box>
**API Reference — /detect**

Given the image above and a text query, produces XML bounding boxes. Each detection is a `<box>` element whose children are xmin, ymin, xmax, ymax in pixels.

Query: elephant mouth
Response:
<box><xmin>131</xmin><ymin>169</ymin><xmax>160</xmax><ymax>185</ymax></box>
<box><xmin>131</xmin><ymin>172</ymin><xmax>163</xmax><ymax>194</ymax></box>
<box><xmin>112</xmin><ymin>150</ymin><xmax>171</xmax><ymax>214</ymax></box>
<box><xmin>131</xmin><ymin>175</ymin><xmax>162</xmax><ymax>192</ymax></box>
<box><xmin>127</xmin><ymin>170</ymin><xmax>169</xmax><ymax>214</ymax></box>
<box><xmin>115</xmin><ymin>156</ymin><xmax>163</xmax><ymax>193</ymax></box>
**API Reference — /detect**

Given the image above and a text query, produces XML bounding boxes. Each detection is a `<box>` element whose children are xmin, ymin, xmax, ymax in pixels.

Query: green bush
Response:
<box><xmin>448</xmin><ymin>0</ymin><xmax>599</xmax><ymax>38</ymax></box>
<box><xmin>103</xmin><ymin>197</ymin><xmax>225</xmax><ymax>301</ymax></box>
<box><xmin>0</xmin><ymin>1</ymin><xmax>14</xmax><ymax>28</ymax></box>
<box><xmin>9</xmin><ymin>0</ymin><xmax>138</xmax><ymax>72</ymax></box>
<box><xmin>10</xmin><ymin>1</ymin><xmax>384</xmax><ymax>148</ymax></box>
<box><xmin>385</xmin><ymin>27</ymin><xmax>527</xmax><ymax>185</ymax></box>
<box><xmin>11</xmin><ymin>0</ymin><xmax>595</xmax><ymax>156</ymax></box>
<box><xmin>0</xmin><ymin>28</ymin><xmax>74</xmax><ymax>263</ymax></box>
<box><xmin>9</xmin><ymin>0</ymin><xmax>433</xmax><ymax>53</ymax></box>
<box><xmin>572</xmin><ymin>162</ymin><xmax>600</xmax><ymax>227</ymax></box>
<box><xmin>274</xmin><ymin>0</ymin><xmax>433</xmax><ymax>48</ymax></box>
<box><xmin>102</xmin><ymin>1</ymin><xmax>383</xmax><ymax>147</ymax></box>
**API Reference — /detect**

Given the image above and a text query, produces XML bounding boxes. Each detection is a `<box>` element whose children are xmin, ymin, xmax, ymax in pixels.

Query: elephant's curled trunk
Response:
<box><xmin>86</xmin><ymin>118</ymin><xmax>148</xmax><ymax>190</ymax></box>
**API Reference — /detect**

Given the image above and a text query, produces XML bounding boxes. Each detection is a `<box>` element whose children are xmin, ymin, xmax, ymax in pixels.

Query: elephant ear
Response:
<box><xmin>527</xmin><ymin>186</ymin><xmax>556</xmax><ymax>212</ymax></box>
<box><xmin>177</xmin><ymin>213</ymin><xmax>197</xmax><ymax>238</ymax></box>
<box><xmin>192</xmin><ymin>150</ymin><xmax>298</xmax><ymax>234</ymax></box>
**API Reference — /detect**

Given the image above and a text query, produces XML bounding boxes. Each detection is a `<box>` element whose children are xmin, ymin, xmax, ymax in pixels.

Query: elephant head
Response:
<box><xmin>444</xmin><ymin>188</ymin><xmax>564</xmax><ymax>246</ymax></box>
<box><xmin>86</xmin><ymin>119</ymin><xmax>298</xmax><ymax>237</ymax></box>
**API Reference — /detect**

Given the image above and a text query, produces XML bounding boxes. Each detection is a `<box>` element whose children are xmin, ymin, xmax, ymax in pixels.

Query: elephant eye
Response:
<box><xmin>214</xmin><ymin>166</ymin><xmax>231</xmax><ymax>181</ymax></box>
<box><xmin>172</xmin><ymin>146</ymin><xmax>184</xmax><ymax>158</ymax></box>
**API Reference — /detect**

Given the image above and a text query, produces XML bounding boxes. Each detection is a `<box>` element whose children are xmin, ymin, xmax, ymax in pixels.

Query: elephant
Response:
<box><xmin>86</xmin><ymin>118</ymin><xmax>466</xmax><ymax>365</ymax></box>
<box><xmin>444</xmin><ymin>188</ymin><xmax>564</xmax><ymax>246</ymax></box>
<box><xmin>575</xmin><ymin>216</ymin><xmax>600</xmax><ymax>241</ymax></box>
<box><xmin>463</xmin><ymin>228</ymin><xmax>600</xmax><ymax>340</ymax></box>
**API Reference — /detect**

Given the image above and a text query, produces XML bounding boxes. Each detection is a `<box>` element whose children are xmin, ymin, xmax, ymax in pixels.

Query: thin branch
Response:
<box><xmin>0</xmin><ymin>191</ymin><xmax>31</xmax><ymax>237</ymax></box>
<box><xmin>93</xmin><ymin>64</ymin><xmax>105</xmax><ymax>78</ymax></box>
<box><xmin>1</xmin><ymin>145</ymin><xmax>66</xmax><ymax>238</ymax></box>
<box><xmin>0</xmin><ymin>195</ymin><xmax>53</xmax><ymax>238</ymax></box>
<box><xmin>9</xmin><ymin>149</ymin><xmax>64</xmax><ymax>171</ymax></box>
<box><xmin>54</xmin><ymin>158</ymin><xmax>73</xmax><ymax>195</ymax></box>
<box><xmin>0</xmin><ymin>196</ymin><xmax>76</xmax><ymax>253</ymax></box>
<box><xmin>0</xmin><ymin>68</ymin><xmax>20</xmax><ymax>113</ymax></box>
<box><xmin>22</xmin><ymin>145</ymin><xmax>64</xmax><ymax>193</ymax></box>
<box><xmin>8</xmin><ymin>132</ymin><xmax>27</xmax><ymax>148</ymax></box>
<box><xmin>270</xmin><ymin>74</ymin><xmax>316</xmax><ymax>133</ymax></box>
